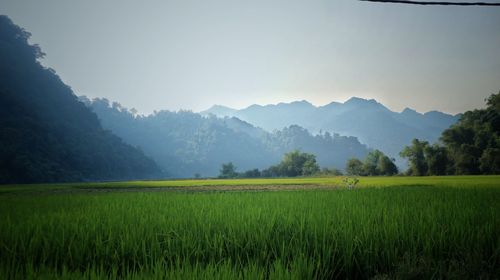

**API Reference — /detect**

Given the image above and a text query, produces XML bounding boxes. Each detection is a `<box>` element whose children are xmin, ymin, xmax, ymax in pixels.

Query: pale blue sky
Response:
<box><xmin>1</xmin><ymin>0</ymin><xmax>499</xmax><ymax>114</ymax></box>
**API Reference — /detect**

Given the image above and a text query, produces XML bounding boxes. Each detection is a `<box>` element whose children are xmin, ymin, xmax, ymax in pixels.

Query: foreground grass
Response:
<box><xmin>0</xmin><ymin>177</ymin><xmax>499</xmax><ymax>279</ymax></box>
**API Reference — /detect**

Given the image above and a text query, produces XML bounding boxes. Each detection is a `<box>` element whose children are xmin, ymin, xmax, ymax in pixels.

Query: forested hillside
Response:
<box><xmin>202</xmin><ymin>98</ymin><xmax>460</xmax><ymax>165</ymax></box>
<box><xmin>0</xmin><ymin>16</ymin><xmax>162</xmax><ymax>183</ymax></box>
<box><xmin>85</xmin><ymin>98</ymin><xmax>370</xmax><ymax>177</ymax></box>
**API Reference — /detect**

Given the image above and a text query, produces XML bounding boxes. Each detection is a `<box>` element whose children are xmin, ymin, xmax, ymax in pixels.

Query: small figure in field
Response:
<box><xmin>343</xmin><ymin>177</ymin><xmax>359</xmax><ymax>189</ymax></box>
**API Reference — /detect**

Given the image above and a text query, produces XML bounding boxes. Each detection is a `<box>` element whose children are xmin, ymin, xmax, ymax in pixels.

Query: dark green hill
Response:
<box><xmin>0</xmin><ymin>16</ymin><xmax>162</xmax><ymax>183</ymax></box>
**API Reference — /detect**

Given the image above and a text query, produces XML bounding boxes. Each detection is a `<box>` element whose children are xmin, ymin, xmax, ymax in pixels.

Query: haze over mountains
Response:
<box><xmin>202</xmin><ymin>99</ymin><xmax>460</xmax><ymax>165</ymax></box>
<box><xmin>0</xmin><ymin>15</ymin><xmax>464</xmax><ymax>182</ymax></box>
<box><xmin>84</xmin><ymin>98</ymin><xmax>369</xmax><ymax>178</ymax></box>
<box><xmin>83</xmin><ymin>96</ymin><xmax>460</xmax><ymax>178</ymax></box>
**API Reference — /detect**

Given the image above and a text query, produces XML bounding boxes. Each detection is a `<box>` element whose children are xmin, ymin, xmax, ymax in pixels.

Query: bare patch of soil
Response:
<box><xmin>69</xmin><ymin>184</ymin><xmax>339</xmax><ymax>194</ymax></box>
<box><xmin>1</xmin><ymin>184</ymin><xmax>341</xmax><ymax>196</ymax></box>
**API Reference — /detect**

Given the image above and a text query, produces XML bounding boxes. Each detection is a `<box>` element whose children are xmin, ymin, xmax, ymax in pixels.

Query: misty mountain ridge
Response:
<box><xmin>202</xmin><ymin>97</ymin><xmax>458</xmax><ymax>132</ymax></box>
<box><xmin>201</xmin><ymin>97</ymin><xmax>460</xmax><ymax>165</ymax></box>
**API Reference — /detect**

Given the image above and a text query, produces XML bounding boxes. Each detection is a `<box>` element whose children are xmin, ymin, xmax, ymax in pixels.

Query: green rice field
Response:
<box><xmin>0</xmin><ymin>176</ymin><xmax>499</xmax><ymax>279</ymax></box>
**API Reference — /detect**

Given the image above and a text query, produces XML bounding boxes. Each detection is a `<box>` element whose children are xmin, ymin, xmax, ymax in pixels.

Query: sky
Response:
<box><xmin>1</xmin><ymin>0</ymin><xmax>499</xmax><ymax>114</ymax></box>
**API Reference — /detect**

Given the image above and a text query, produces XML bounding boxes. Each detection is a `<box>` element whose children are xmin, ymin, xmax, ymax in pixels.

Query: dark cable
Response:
<box><xmin>360</xmin><ymin>0</ymin><xmax>500</xmax><ymax>6</ymax></box>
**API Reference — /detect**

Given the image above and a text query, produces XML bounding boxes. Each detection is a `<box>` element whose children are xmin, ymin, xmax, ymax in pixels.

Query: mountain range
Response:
<box><xmin>202</xmin><ymin>98</ymin><xmax>460</xmax><ymax>166</ymax></box>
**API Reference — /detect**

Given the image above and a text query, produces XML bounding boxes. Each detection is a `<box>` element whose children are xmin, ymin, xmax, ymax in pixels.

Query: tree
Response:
<box><xmin>218</xmin><ymin>162</ymin><xmax>238</xmax><ymax>179</ymax></box>
<box><xmin>302</xmin><ymin>157</ymin><xmax>320</xmax><ymax>176</ymax></box>
<box><xmin>320</xmin><ymin>167</ymin><xmax>343</xmax><ymax>176</ymax></box>
<box><xmin>376</xmin><ymin>155</ymin><xmax>398</xmax><ymax>176</ymax></box>
<box><xmin>242</xmin><ymin>168</ymin><xmax>261</xmax><ymax>178</ymax></box>
<box><xmin>441</xmin><ymin>126</ymin><xmax>480</xmax><ymax>174</ymax></box>
<box><xmin>363</xmin><ymin>150</ymin><xmax>382</xmax><ymax>176</ymax></box>
<box><xmin>279</xmin><ymin>150</ymin><xmax>303</xmax><ymax>177</ymax></box>
<box><xmin>276</xmin><ymin>150</ymin><xmax>320</xmax><ymax>177</ymax></box>
<box><xmin>400</xmin><ymin>139</ymin><xmax>428</xmax><ymax>176</ymax></box>
<box><xmin>424</xmin><ymin>144</ymin><xmax>449</xmax><ymax>175</ymax></box>
<box><xmin>261</xmin><ymin>150</ymin><xmax>321</xmax><ymax>177</ymax></box>
<box><xmin>441</xmin><ymin>91</ymin><xmax>500</xmax><ymax>175</ymax></box>
<box><xmin>347</xmin><ymin>150</ymin><xmax>397</xmax><ymax>176</ymax></box>
<box><xmin>261</xmin><ymin>165</ymin><xmax>281</xmax><ymax>178</ymax></box>
<box><xmin>479</xmin><ymin>148</ymin><xmax>500</xmax><ymax>174</ymax></box>
<box><xmin>346</xmin><ymin>158</ymin><xmax>364</xmax><ymax>176</ymax></box>
<box><xmin>363</xmin><ymin>150</ymin><xmax>397</xmax><ymax>176</ymax></box>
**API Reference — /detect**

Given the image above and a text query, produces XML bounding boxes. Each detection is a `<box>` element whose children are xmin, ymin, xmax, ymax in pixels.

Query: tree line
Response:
<box><xmin>218</xmin><ymin>150</ymin><xmax>320</xmax><ymax>179</ymax></box>
<box><xmin>218</xmin><ymin>149</ymin><xmax>397</xmax><ymax>178</ymax></box>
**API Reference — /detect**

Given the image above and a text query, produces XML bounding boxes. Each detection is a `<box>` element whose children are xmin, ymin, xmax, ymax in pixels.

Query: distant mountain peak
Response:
<box><xmin>345</xmin><ymin>97</ymin><xmax>378</xmax><ymax>105</ymax></box>
<box><xmin>281</xmin><ymin>100</ymin><xmax>314</xmax><ymax>108</ymax></box>
<box><xmin>201</xmin><ymin>104</ymin><xmax>237</xmax><ymax>116</ymax></box>
<box><xmin>292</xmin><ymin>100</ymin><xmax>313</xmax><ymax>105</ymax></box>
<box><xmin>208</xmin><ymin>104</ymin><xmax>235</xmax><ymax>111</ymax></box>
<box><xmin>343</xmin><ymin>97</ymin><xmax>390</xmax><ymax>112</ymax></box>
<box><xmin>402</xmin><ymin>107</ymin><xmax>421</xmax><ymax>115</ymax></box>
<box><xmin>345</xmin><ymin>96</ymin><xmax>363</xmax><ymax>103</ymax></box>
<box><xmin>247</xmin><ymin>104</ymin><xmax>265</xmax><ymax>109</ymax></box>
<box><xmin>323</xmin><ymin>101</ymin><xmax>341</xmax><ymax>106</ymax></box>
<box><xmin>423</xmin><ymin>110</ymin><xmax>448</xmax><ymax>116</ymax></box>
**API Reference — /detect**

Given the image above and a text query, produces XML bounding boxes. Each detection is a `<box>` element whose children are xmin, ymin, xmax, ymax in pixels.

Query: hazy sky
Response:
<box><xmin>1</xmin><ymin>0</ymin><xmax>499</xmax><ymax>114</ymax></box>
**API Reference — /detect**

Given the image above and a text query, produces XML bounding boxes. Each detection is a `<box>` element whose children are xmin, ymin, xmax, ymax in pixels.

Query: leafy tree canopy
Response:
<box><xmin>261</xmin><ymin>150</ymin><xmax>320</xmax><ymax>177</ymax></box>
<box><xmin>400</xmin><ymin>91</ymin><xmax>500</xmax><ymax>176</ymax></box>
<box><xmin>441</xmin><ymin>91</ymin><xmax>500</xmax><ymax>175</ymax></box>
<box><xmin>346</xmin><ymin>150</ymin><xmax>397</xmax><ymax>176</ymax></box>
<box><xmin>218</xmin><ymin>162</ymin><xmax>238</xmax><ymax>179</ymax></box>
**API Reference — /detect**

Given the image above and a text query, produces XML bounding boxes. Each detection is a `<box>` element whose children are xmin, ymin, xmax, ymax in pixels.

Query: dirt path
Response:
<box><xmin>0</xmin><ymin>184</ymin><xmax>341</xmax><ymax>196</ymax></box>
<box><xmin>72</xmin><ymin>184</ymin><xmax>339</xmax><ymax>193</ymax></box>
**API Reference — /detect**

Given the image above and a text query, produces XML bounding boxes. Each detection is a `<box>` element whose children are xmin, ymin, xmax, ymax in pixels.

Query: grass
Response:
<box><xmin>0</xmin><ymin>176</ymin><xmax>499</xmax><ymax>279</ymax></box>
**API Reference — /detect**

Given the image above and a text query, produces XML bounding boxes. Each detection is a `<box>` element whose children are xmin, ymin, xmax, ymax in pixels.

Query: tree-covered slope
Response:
<box><xmin>85</xmin><ymin>98</ymin><xmax>370</xmax><ymax>178</ymax></box>
<box><xmin>0</xmin><ymin>16</ymin><xmax>162</xmax><ymax>183</ymax></box>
